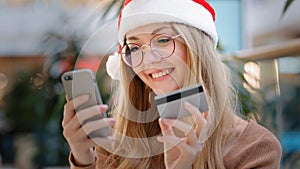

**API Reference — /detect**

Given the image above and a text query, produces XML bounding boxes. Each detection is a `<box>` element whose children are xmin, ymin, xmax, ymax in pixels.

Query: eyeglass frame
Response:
<box><xmin>120</xmin><ymin>33</ymin><xmax>182</xmax><ymax>68</ymax></box>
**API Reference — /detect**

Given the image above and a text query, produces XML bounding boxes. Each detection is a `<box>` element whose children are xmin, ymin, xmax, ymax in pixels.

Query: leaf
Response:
<box><xmin>281</xmin><ymin>0</ymin><xmax>294</xmax><ymax>18</ymax></box>
<box><xmin>102</xmin><ymin>0</ymin><xmax>125</xmax><ymax>19</ymax></box>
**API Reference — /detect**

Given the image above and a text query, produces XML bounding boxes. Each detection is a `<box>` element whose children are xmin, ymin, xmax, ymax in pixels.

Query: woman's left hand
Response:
<box><xmin>157</xmin><ymin>102</ymin><xmax>207</xmax><ymax>169</ymax></box>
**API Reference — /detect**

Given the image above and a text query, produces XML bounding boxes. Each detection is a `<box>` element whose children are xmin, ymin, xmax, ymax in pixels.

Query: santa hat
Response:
<box><xmin>118</xmin><ymin>0</ymin><xmax>217</xmax><ymax>46</ymax></box>
<box><xmin>107</xmin><ymin>0</ymin><xmax>218</xmax><ymax>80</ymax></box>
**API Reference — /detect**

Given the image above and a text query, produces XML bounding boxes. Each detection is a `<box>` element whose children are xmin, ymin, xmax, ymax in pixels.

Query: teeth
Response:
<box><xmin>151</xmin><ymin>69</ymin><xmax>171</xmax><ymax>79</ymax></box>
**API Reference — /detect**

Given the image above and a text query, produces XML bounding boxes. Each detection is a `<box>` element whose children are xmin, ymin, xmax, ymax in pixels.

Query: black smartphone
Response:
<box><xmin>154</xmin><ymin>84</ymin><xmax>208</xmax><ymax>119</ymax></box>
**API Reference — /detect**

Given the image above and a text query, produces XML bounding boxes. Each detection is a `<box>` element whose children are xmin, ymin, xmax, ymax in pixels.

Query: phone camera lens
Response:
<box><xmin>64</xmin><ymin>76</ymin><xmax>73</xmax><ymax>81</ymax></box>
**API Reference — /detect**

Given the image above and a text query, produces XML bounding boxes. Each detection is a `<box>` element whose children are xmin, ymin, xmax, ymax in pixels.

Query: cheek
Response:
<box><xmin>132</xmin><ymin>68</ymin><xmax>138</xmax><ymax>75</ymax></box>
<box><xmin>132</xmin><ymin>67</ymin><xmax>144</xmax><ymax>79</ymax></box>
<box><xmin>173</xmin><ymin>46</ymin><xmax>188</xmax><ymax>84</ymax></box>
<box><xmin>136</xmin><ymin>72</ymin><xmax>148</xmax><ymax>82</ymax></box>
<box><xmin>132</xmin><ymin>65</ymin><xmax>145</xmax><ymax>75</ymax></box>
<box><xmin>132</xmin><ymin>68</ymin><xmax>142</xmax><ymax>79</ymax></box>
<box><xmin>174</xmin><ymin>46</ymin><xmax>188</xmax><ymax>67</ymax></box>
<box><xmin>181</xmin><ymin>46</ymin><xmax>188</xmax><ymax>62</ymax></box>
<box><xmin>174</xmin><ymin>43</ymin><xmax>187</xmax><ymax>61</ymax></box>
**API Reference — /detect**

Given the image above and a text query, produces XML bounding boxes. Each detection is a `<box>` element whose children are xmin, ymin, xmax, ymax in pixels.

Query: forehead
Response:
<box><xmin>126</xmin><ymin>23</ymin><xmax>175</xmax><ymax>38</ymax></box>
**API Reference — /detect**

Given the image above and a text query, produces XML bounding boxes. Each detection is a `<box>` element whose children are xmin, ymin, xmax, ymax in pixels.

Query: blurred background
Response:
<box><xmin>0</xmin><ymin>0</ymin><xmax>299</xmax><ymax>168</ymax></box>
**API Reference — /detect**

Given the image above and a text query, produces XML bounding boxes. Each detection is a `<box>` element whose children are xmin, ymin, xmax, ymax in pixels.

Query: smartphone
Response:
<box><xmin>61</xmin><ymin>69</ymin><xmax>110</xmax><ymax>137</ymax></box>
<box><xmin>154</xmin><ymin>84</ymin><xmax>208</xmax><ymax>119</ymax></box>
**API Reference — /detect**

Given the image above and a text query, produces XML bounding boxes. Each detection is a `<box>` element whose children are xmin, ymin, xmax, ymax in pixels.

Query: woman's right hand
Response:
<box><xmin>62</xmin><ymin>95</ymin><xmax>116</xmax><ymax>166</ymax></box>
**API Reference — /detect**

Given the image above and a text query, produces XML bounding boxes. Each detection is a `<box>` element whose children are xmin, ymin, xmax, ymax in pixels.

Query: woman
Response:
<box><xmin>62</xmin><ymin>0</ymin><xmax>282</xmax><ymax>168</ymax></box>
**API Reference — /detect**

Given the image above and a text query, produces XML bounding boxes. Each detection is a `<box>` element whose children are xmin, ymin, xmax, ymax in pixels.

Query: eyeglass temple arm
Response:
<box><xmin>172</xmin><ymin>34</ymin><xmax>181</xmax><ymax>39</ymax></box>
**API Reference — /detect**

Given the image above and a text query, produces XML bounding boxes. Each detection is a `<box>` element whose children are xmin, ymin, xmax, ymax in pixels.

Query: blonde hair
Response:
<box><xmin>97</xmin><ymin>23</ymin><xmax>236</xmax><ymax>169</ymax></box>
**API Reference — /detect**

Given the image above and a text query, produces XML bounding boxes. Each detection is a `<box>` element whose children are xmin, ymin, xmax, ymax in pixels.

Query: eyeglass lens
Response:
<box><xmin>121</xmin><ymin>34</ymin><xmax>176</xmax><ymax>67</ymax></box>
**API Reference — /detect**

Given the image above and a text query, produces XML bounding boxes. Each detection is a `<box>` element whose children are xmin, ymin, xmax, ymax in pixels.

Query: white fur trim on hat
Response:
<box><xmin>106</xmin><ymin>52</ymin><xmax>121</xmax><ymax>80</ymax></box>
<box><xmin>118</xmin><ymin>0</ymin><xmax>218</xmax><ymax>47</ymax></box>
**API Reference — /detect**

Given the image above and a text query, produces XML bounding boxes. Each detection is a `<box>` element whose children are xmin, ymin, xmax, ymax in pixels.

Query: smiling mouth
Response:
<box><xmin>150</xmin><ymin>68</ymin><xmax>174</xmax><ymax>79</ymax></box>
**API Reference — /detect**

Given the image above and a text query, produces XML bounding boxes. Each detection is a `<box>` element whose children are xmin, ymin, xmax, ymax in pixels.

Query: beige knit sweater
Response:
<box><xmin>69</xmin><ymin>120</ymin><xmax>282</xmax><ymax>169</ymax></box>
<box><xmin>223</xmin><ymin>120</ymin><xmax>282</xmax><ymax>168</ymax></box>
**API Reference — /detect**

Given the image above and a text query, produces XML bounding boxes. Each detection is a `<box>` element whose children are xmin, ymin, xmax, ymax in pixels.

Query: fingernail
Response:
<box><xmin>80</xmin><ymin>94</ymin><xmax>89</xmax><ymax>101</ymax></box>
<box><xmin>184</xmin><ymin>102</ymin><xmax>192</xmax><ymax>107</ymax></box>
<box><xmin>164</xmin><ymin>119</ymin><xmax>172</xmax><ymax>124</ymax></box>
<box><xmin>107</xmin><ymin>136</ymin><xmax>115</xmax><ymax>142</ymax></box>
<box><xmin>181</xmin><ymin>137</ymin><xmax>188</xmax><ymax>143</ymax></box>
<box><xmin>99</xmin><ymin>105</ymin><xmax>108</xmax><ymax>111</ymax></box>
<box><xmin>107</xmin><ymin>118</ymin><xmax>116</xmax><ymax>124</ymax></box>
<box><xmin>159</xmin><ymin>118</ymin><xmax>165</xmax><ymax>124</ymax></box>
<box><xmin>157</xmin><ymin>136</ymin><xmax>163</xmax><ymax>142</ymax></box>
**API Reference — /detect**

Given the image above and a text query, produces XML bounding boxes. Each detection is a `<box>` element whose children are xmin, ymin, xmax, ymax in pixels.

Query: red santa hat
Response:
<box><xmin>118</xmin><ymin>0</ymin><xmax>218</xmax><ymax>47</ymax></box>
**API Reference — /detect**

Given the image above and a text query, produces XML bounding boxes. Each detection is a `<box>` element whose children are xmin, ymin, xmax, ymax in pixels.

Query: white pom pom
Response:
<box><xmin>106</xmin><ymin>52</ymin><xmax>121</xmax><ymax>80</ymax></box>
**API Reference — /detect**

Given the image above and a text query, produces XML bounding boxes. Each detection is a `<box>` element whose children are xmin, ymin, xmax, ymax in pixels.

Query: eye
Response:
<box><xmin>157</xmin><ymin>37</ymin><xmax>171</xmax><ymax>44</ymax></box>
<box><xmin>130</xmin><ymin>46</ymin><xmax>139</xmax><ymax>53</ymax></box>
<box><xmin>127</xmin><ymin>44</ymin><xmax>139</xmax><ymax>53</ymax></box>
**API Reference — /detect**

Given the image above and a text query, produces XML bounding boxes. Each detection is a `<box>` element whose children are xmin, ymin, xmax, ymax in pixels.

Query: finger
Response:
<box><xmin>203</xmin><ymin>112</ymin><xmax>208</xmax><ymax>120</ymax></box>
<box><xmin>66</xmin><ymin>95</ymin><xmax>70</xmax><ymax>102</ymax></box>
<box><xmin>63</xmin><ymin>115</ymin><xmax>83</xmax><ymax>138</ymax></box>
<box><xmin>73</xmin><ymin>130</ymin><xmax>100</xmax><ymax>148</ymax></box>
<box><xmin>76</xmin><ymin>105</ymin><xmax>109</xmax><ymax>125</ymax></box>
<box><xmin>157</xmin><ymin>135</ymin><xmax>203</xmax><ymax>162</ymax></box>
<box><xmin>158</xmin><ymin>118</ymin><xmax>175</xmax><ymax>136</ymax></box>
<box><xmin>184</xmin><ymin>102</ymin><xmax>206</xmax><ymax>137</ymax></box>
<box><xmin>63</xmin><ymin>96</ymin><xmax>82</xmax><ymax>127</ymax></box>
<box><xmin>64</xmin><ymin>119</ymin><xmax>113</xmax><ymax>148</ymax></box>
<box><xmin>62</xmin><ymin>106</ymin><xmax>74</xmax><ymax>127</ymax></box>
<box><xmin>81</xmin><ymin>118</ymin><xmax>116</xmax><ymax>135</ymax></box>
<box><xmin>157</xmin><ymin>136</ymin><xmax>190</xmax><ymax>152</ymax></box>
<box><xmin>164</xmin><ymin>119</ymin><xmax>198</xmax><ymax>145</ymax></box>
<box><xmin>63</xmin><ymin>123</ymin><xmax>86</xmax><ymax>146</ymax></box>
<box><xmin>65</xmin><ymin>95</ymin><xmax>89</xmax><ymax>114</ymax></box>
<box><xmin>62</xmin><ymin>105</ymin><xmax>80</xmax><ymax>130</ymax></box>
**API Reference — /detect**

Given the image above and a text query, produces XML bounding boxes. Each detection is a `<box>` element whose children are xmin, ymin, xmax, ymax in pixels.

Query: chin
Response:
<box><xmin>152</xmin><ymin>85</ymin><xmax>179</xmax><ymax>95</ymax></box>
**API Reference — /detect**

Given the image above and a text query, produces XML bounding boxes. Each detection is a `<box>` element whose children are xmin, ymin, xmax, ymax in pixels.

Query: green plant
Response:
<box><xmin>3</xmin><ymin>69</ymin><xmax>69</xmax><ymax>166</ymax></box>
<box><xmin>223</xmin><ymin>59</ymin><xmax>259</xmax><ymax>120</ymax></box>
<box><xmin>2</xmin><ymin>17</ymin><xmax>78</xmax><ymax>167</ymax></box>
<box><xmin>282</xmin><ymin>0</ymin><xmax>295</xmax><ymax>18</ymax></box>
<box><xmin>2</xmin><ymin>7</ymin><xmax>114</xmax><ymax>165</ymax></box>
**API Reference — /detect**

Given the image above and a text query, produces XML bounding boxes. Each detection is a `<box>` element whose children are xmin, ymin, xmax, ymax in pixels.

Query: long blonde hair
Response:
<box><xmin>97</xmin><ymin>23</ymin><xmax>236</xmax><ymax>169</ymax></box>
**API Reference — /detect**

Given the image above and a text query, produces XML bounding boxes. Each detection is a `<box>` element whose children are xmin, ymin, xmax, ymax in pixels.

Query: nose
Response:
<box><xmin>141</xmin><ymin>44</ymin><xmax>162</xmax><ymax>65</ymax></box>
<box><xmin>141</xmin><ymin>44</ymin><xmax>150</xmax><ymax>51</ymax></box>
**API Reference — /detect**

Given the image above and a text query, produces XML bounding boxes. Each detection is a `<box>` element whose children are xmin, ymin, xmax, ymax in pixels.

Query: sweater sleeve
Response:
<box><xmin>68</xmin><ymin>152</ymin><xmax>96</xmax><ymax>169</ymax></box>
<box><xmin>224</xmin><ymin>121</ymin><xmax>282</xmax><ymax>169</ymax></box>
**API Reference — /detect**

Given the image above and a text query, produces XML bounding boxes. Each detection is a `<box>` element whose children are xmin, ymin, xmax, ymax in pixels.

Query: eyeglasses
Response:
<box><xmin>120</xmin><ymin>33</ymin><xmax>181</xmax><ymax>67</ymax></box>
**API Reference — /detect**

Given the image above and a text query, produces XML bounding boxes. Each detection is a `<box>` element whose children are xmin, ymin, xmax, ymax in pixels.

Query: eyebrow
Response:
<box><xmin>127</xmin><ymin>26</ymin><xmax>172</xmax><ymax>41</ymax></box>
